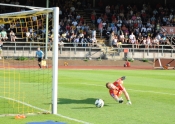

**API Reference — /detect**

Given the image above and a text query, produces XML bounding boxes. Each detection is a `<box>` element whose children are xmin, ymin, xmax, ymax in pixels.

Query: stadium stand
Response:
<box><xmin>0</xmin><ymin>0</ymin><xmax>175</xmax><ymax>52</ymax></box>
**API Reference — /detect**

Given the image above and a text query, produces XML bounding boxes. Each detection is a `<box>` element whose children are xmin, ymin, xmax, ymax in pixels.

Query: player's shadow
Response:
<box><xmin>57</xmin><ymin>98</ymin><xmax>109</xmax><ymax>108</ymax></box>
<box><xmin>57</xmin><ymin>98</ymin><xmax>96</xmax><ymax>105</ymax></box>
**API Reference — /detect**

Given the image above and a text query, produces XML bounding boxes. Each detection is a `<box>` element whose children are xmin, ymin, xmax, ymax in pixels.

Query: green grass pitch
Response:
<box><xmin>0</xmin><ymin>69</ymin><xmax>175</xmax><ymax>124</ymax></box>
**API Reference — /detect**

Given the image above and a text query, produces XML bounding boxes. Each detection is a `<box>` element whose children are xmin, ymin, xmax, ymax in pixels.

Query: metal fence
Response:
<box><xmin>2</xmin><ymin>42</ymin><xmax>175</xmax><ymax>60</ymax></box>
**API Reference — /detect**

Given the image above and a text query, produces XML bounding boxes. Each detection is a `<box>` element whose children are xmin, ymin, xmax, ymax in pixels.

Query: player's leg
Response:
<box><xmin>38</xmin><ymin>58</ymin><xmax>42</xmax><ymax>68</ymax></box>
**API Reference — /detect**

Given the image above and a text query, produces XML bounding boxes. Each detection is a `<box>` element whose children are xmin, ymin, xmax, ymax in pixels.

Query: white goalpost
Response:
<box><xmin>0</xmin><ymin>3</ymin><xmax>59</xmax><ymax>115</ymax></box>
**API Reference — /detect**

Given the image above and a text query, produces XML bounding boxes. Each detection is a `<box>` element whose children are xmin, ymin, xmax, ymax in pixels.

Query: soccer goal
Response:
<box><xmin>0</xmin><ymin>4</ymin><xmax>59</xmax><ymax>116</ymax></box>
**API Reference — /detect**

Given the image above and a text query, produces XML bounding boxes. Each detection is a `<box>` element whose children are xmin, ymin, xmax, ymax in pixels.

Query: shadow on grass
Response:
<box><xmin>57</xmin><ymin>98</ymin><xmax>109</xmax><ymax>107</ymax></box>
<box><xmin>58</xmin><ymin>98</ymin><xmax>96</xmax><ymax>104</ymax></box>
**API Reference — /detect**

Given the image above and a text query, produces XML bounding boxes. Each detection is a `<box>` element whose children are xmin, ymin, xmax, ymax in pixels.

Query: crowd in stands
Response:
<box><xmin>0</xmin><ymin>0</ymin><xmax>174</xmax><ymax>49</ymax></box>
<box><xmin>56</xmin><ymin>0</ymin><xmax>175</xmax><ymax>48</ymax></box>
<box><xmin>92</xmin><ymin>1</ymin><xmax>175</xmax><ymax>48</ymax></box>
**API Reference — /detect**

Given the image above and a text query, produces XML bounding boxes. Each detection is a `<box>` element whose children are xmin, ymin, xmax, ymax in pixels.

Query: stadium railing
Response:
<box><xmin>2</xmin><ymin>42</ymin><xmax>175</xmax><ymax>60</ymax></box>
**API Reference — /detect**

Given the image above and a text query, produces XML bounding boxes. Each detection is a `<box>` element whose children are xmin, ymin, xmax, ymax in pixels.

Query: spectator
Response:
<box><xmin>160</xmin><ymin>32</ymin><xmax>167</xmax><ymax>44</ymax></box>
<box><xmin>119</xmin><ymin>32</ymin><xmax>125</xmax><ymax>43</ymax></box>
<box><xmin>26</xmin><ymin>31</ymin><xmax>31</xmax><ymax>42</ymax></box>
<box><xmin>91</xmin><ymin>28</ymin><xmax>96</xmax><ymax>38</ymax></box>
<box><xmin>152</xmin><ymin>37</ymin><xmax>159</xmax><ymax>48</ymax></box>
<box><xmin>0</xmin><ymin>24</ymin><xmax>5</xmax><ymax>31</ymax></box>
<box><xmin>124</xmin><ymin>32</ymin><xmax>129</xmax><ymax>44</ymax></box>
<box><xmin>146</xmin><ymin>36</ymin><xmax>152</xmax><ymax>48</ymax></box>
<box><xmin>112</xmin><ymin>35</ymin><xmax>118</xmax><ymax>47</ymax></box>
<box><xmin>105</xmin><ymin>5</ymin><xmax>110</xmax><ymax>15</ymax></box>
<box><xmin>141</xmin><ymin>25</ymin><xmax>147</xmax><ymax>36</ymax></box>
<box><xmin>72</xmin><ymin>19</ymin><xmax>78</xmax><ymax>26</ymax></box>
<box><xmin>137</xmin><ymin>33</ymin><xmax>144</xmax><ymax>44</ymax></box>
<box><xmin>91</xmin><ymin>35</ymin><xmax>97</xmax><ymax>47</ymax></box>
<box><xmin>0</xmin><ymin>29</ymin><xmax>8</xmax><ymax>41</ymax></box>
<box><xmin>129</xmin><ymin>32</ymin><xmax>136</xmax><ymax>44</ymax></box>
<box><xmin>142</xmin><ymin>37</ymin><xmax>147</xmax><ymax>47</ymax></box>
<box><xmin>97</xmin><ymin>17</ymin><xmax>102</xmax><ymax>26</ymax></box>
<box><xmin>10</xmin><ymin>22</ymin><xmax>16</xmax><ymax>32</ymax></box>
<box><xmin>70</xmin><ymin>5</ymin><xmax>75</xmax><ymax>12</ymax></box>
<box><xmin>9</xmin><ymin>30</ymin><xmax>16</xmax><ymax>42</ymax></box>
<box><xmin>16</xmin><ymin>20</ymin><xmax>21</xmax><ymax>32</ymax></box>
<box><xmin>79</xmin><ymin>31</ymin><xmax>84</xmax><ymax>40</ymax></box>
<box><xmin>155</xmin><ymin>33</ymin><xmax>161</xmax><ymax>42</ymax></box>
<box><xmin>73</xmin><ymin>36</ymin><xmax>79</xmax><ymax>47</ymax></box>
<box><xmin>109</xmin><ymin>31</ymin><xmax>115</xmax><ymax>47</ymax></box>
<box><xmin>32</xmin><ymin>15</ymin><xmax>37</xmax><ymax>26</ymax></box>
<box><xmin>84</xmin><ymin>35</ymin><xmax>92</xmax><ymax>47</ymax></box>
<box><xmin>58</xmin><ymin>40</ymin><xmax>64</xmax><ymax>48</ymax></box>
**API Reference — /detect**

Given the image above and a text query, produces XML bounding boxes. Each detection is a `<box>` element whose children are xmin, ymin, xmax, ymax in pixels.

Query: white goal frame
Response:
<box><xmin>0</xmin><ymin>3</ymin><xmax>59</xmax><ymax>114</ymax></box>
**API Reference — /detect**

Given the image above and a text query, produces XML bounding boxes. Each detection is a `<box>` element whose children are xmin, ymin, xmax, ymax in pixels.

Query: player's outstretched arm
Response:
<box><xmin>112</xmin><ymin>95</ymin><xmax>123</xmax><ymax>103</ymax></box>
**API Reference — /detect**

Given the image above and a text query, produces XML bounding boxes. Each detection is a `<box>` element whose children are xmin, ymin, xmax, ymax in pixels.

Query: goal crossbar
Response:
<box><xmin>0</xmin><ymin>9</ymin><xmax>53</xmax><ymax>18</ymax></box>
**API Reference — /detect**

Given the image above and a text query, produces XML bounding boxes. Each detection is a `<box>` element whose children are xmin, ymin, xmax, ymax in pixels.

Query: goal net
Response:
<box><xmin>0</xmin><ymin>6</ymin><xmax>59</xmax><ymax>116</ymax></box>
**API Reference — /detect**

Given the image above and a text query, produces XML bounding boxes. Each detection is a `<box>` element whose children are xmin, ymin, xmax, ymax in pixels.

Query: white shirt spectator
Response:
<box><xmin>74</xmin><ymin>37</ymin><xmax>79</xmax><ymax>43</ymax></box>
<box><xmin>26</xmin><ymin>31</ymin><xmax>30</xmax><ymax>37</ymax></box>
<box><xmin>146</xmin><ymin>37</ymin><xmax>151</xmax><ymax>45</ymax></box>
<box><xmin>91</xmin><ymin>29</ymin><xmax>96</xmax><ymax>37</ymax></box>
<box><xmin>102</xmin><ymin>22</ymin><xmax>107</xmax><ymax>27</ymax></box>
<box><xmin>70</xmin><ymin>6</ymin><xmax>75</xmax><ymax>12</ymax></box>
<box><xmin>76</xmin><ymin>14</ymin><xmax>81</xmax><ymax>20</ymax></box>
<box><xmin>142</xmin><ymin>38</ymin><xmax>147</xmax><ymax>45</ymax></box>
<box><xmin>129</xmin><ymin>33</ymin><xmax>136</xmax><ymax>44</ymax></box>
<box><xmin>91</xmin><ymin>36</ymin><xmax>97</xmax><ymax>46</ymax></box>
<box><xmin>112</xmin><ymin>37</ymin><xmax>118</xmax><ymax>46</ymax></box>
<box><xmin>156</xmin><ymin>34</ymin><xmax>161</xmax><ymax>41</ymax></box>
<box><xmin>79</xmin><ymin>33</ymin><xmax>84</xmax><ymax>38</ymax></box>
<box><xmin>72</xmin><ymin>20</ymin><xmax>78</xmax><ymax>26</ymax></box>
<box><xmin>32</xmin><ymin>16</ymin><xmax>37</xmax><ymax>21</ymax></box>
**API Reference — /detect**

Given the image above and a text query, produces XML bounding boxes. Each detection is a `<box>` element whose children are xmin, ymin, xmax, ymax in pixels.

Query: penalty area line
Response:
<box><xmin>0</xmin><ymin>96</ymin><xmax>91</xmax><ymax>124</ymax></box>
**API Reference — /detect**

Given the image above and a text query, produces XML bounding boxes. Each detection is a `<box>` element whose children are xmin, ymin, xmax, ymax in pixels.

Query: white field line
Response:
<box><xmin>79</xmin><ymin>83</ymin><xmax>175</xmax><ymax>96</ymax></box>
<box><xmin>0</xmin><ymin>96</ymin><xmax>91</xmax><ymax>124</ymax></box>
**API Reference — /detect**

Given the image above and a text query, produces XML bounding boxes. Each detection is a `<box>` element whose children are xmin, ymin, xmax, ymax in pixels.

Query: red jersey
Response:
<box><xmin>109</xmin><ymin>78</ymin><xmax>124</xmax><ymax>97</ymax></box>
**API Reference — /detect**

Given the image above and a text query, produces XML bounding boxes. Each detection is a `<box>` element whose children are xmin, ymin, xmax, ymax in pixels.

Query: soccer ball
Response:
<box><xmin>95</xmin><ymin>99</ymin><xmax>104</xmax><ymax>108</ymax></box>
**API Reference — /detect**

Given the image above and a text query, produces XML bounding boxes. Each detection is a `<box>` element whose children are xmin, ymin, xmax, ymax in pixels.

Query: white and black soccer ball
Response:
<box><xmin>95</xmin><ymin>99</ymin><xmax>104</xmax><ymax>108</ymax></box>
